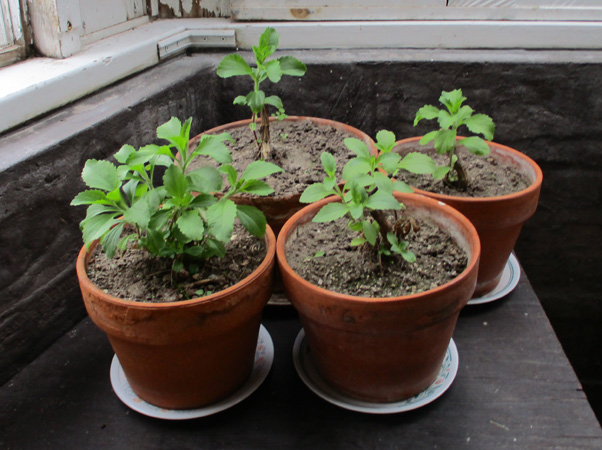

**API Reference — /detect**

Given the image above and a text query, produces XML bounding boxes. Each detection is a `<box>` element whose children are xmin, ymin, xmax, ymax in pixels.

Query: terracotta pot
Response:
<box><xmin>277</xmin><ymin>193</ymin><xmax>480</xmax><ymax>402</ymax></box>
<box><xmin>394</xmin><ymin>137</ymin><xmax>542</xmax><ymax>297</ymax></box>
<box><xmin>76</xmin><ymin>226</ymin><xmax>276</xmax><ymax>409</ymax></box>
<box><xmin>190</xmin><ymin>116</ymin><xmax>375</xmax><ymax>235</ymax></box>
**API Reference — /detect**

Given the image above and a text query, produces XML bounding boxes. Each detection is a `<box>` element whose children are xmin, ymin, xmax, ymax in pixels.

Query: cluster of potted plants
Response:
<box><xmin>72</xmin><ymin>28</ymin><xmax>542</xmax><ymax>412</ymax></box>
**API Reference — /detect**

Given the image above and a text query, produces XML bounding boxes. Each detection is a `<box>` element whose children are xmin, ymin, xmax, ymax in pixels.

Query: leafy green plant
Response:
<box><xmin>216</xmin><ymin>27</ymin><xmax>307</xmax><ymax>160</ymax></box>
<box><xmin>414</xmin><ymin>88</ymin><xmax>495</xmax><ymax>190</ymax></box>
<box><xmin>299</xmin><ymin>130</ymin><xmax>438</xmax><ymax>263</ymax></box>
<box><xmin>71</xmin><ymin>117</ymin><xmax>282</xmax><ymax>285</ymax></box>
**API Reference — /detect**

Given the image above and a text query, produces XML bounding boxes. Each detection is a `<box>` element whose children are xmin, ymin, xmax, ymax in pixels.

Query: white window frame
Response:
<box><xmin>0</xmin><ymin>0</ymin><xmax>27</xmax><ymax>67</ymax></box>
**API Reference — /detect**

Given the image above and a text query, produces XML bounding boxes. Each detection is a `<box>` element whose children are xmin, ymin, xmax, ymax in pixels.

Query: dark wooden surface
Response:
<box><xmin>1</xmin><ymin>269</ymin><xmax>600</xmax><ymax>450</ymax></box>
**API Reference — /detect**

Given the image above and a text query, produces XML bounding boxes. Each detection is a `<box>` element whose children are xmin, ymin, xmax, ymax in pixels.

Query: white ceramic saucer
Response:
<box><xmin>292</xmin><ymin>329</ymin><xmax>459</xmax><ymax>414</ymax></box>
<box><xmin>468</xmin><ymin>253</ymin><xmax>521</xmax><ymax>306</ymax></box>
<box><xmin>110</xmin><ymin>325</ymin><xmax>274</xmax><ymax>420</ymax></box>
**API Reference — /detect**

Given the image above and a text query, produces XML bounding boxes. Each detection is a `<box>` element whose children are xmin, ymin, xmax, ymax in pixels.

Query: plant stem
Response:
<box><xmin>260</xmin><ymin>106</ymin><xmax>271</xmax><ymax>160</ymax></box>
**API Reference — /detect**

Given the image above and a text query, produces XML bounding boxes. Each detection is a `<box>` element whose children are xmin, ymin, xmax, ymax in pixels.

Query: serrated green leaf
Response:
<box><xmin>433</xmin><ymin>166</ymin><xmax>451</xmax><ymax>180</ymax></box>
<box><xmin>348</xmin><ymin>220</ymin><xmax>363</xmax><ymax>232</ymax></box>
<box><xmin>247</xmin><ymin>90</ymin><xmax>266</xmax><ymax>114</ymax></box>
<box><xmin>398</xmin><ymin>152</ymin><xmax>437</xmax><ymax>175</ymax></box>
<box><xmin>240</xmin><ymin>179</ymin><xmax>274</xmax><ymax>196</ymax></box>
<box><xmin>300</xmin><ymin>183</ymin><xmax>334</xmax><ymax>203</ymax></box>
<box><xmin>362</xmin><ymin>220</ymin><xmax>379</xmax><ymax>246</ymax></box>
<box><xmin>375</xmin><ymin>130</ymin><xmax>396</xmax><ymax>152</ymax></box>
<box><xmin>218</xmin><ymin>164</ymin><xmax>238</xmax><ymax>187</ymax></box>
<box><xmin>378</xmin><ymin>152</ymin><xmax>401</xmax><ymax>174</ymax></box>
<box><xmin>264</xmin><ymin>60</ymin><xmax>282</xmax><ymax>83</ymax></box>
<box><xmin>157</xmin><ymin>117</ymin><xmax>182</xmax><ymax>141</ymax></box>
<box><xmin>217</xmin><ymin>54</ymin><xmax>253</xmax><ymax>78</ymax></box>
<box><xmin>125</xmin><ymin>145</ymin><xmax>163</xmax><ymax>167</ymax></box>
<box><xmin>123</xmin><ymin>199</ymin><xmax>150</xmax><ymax>228</ymax></box>
<box><xmin>189</xmin><ymin>193</ymin><xmax>217</xmax><ymax>208</ymax></box>
<box><xmin>437</xmin><ymin>110</ymin><xmax>454</xmax><ymax>130</ymax></box>
<box><xmin>82</xmin><ymin>160</ymin><xmax>120</xmax><ymax>192</ymax></box>
<box><xmin>278</xmin><ymin>56</ymin><xmax>307</xmax><ymax>76</ymax></box>
<box><xmin>414</xmin><ymin>105</ymin><xmax>440</xmax><ymax>126</ymax></box>
<box><xmin>101</xmin><ymin>222</ymin><xmax>125</xmax><ymax>259</ymax></box>
<box><xmin>163</xmin><ymin>165</ymin><xmax>188</xmax><ymax>200</ymax></box>
<box><xmin>349</xmin><ymin>203</ymin><xmax>364</xmax><ymax>220</ymax></box>
<box><xmin>194</xmin><ymin>134</ymin><xmax>233</xmax><ymax>164</ymax></box>
<box><xmin>205</xmin><ymin>238</ymin><xmax>226</xmax><ymax>258</ymax></box>
<box><xmin>236</xmin><ymin>205</ymin><xmax>267</xmax><ymax>238</ymax></box>
<box><xmin>177</xmin><ymin>210</ymin><xmax>205</xmax><ymax>241</ymax></box>
<box><xmin>114</xmin><ymin>144</ymin><xmax>135</xmax><ymax>164</ymax></box>
<box><xmin>365</xmin><ymin>191</ymin><xmax>402</xmax><ymax>211</ymax></box>
<box><xmin>320</xmin><ymin>152</ymin><xmax>336</xmax><ymax>178</ymax></box>
<box><xmin>264</xmin><ymin>95</ymin><xmax>284</xmax><ymax>110</ymax></box>
<box><xmin>312</xmin><ymin>202</ymin><xmax>349</xmax><ymax>223</ymax></box>
<box><xmin>82</xmin><ymin>213</ymin><xmax>120</xmax><ymax>247</ymax></box>
<box><xmin>386</xmin><ymin>231</ymin><xmax>399</xmax><ymax>247</ymax></box>
<box><xmin>187</xmin><ymin>166</ymin><xmax>223</xmax><ymax>193</ymax></box>
<box><xmin>241</xmin><ymin>160</ymin><xmax>283</xmax><ymax>181</ymax></box>
<box><xmin>350</xmin><ymin>237</ymin><xmax>367</xmax><ymax>247</ymax></box>
<box><xmin>208</xmin><ymin>199</ymin><xmax>237</xmax><ymax>242</ymax></box>
<box><xmin>465</xmin><ymin>113</ymin><xmax>495</xmax><ymax>141</ymax></box>
<box><xmin>342</xmin><ymin>158</ymin><xmax>371</xmax><ymax>181</ymax></box>
<box><xmin>373</xmin><ymin>172</ymin><xmax>393</xmax><ymax>194</ymax></box>
<box><xmin>433</xmin><ymin>129</ymin><xmax>457</xmax><ymax>155</ymax></box>
<box><xmin>144</xmin><ymin>228</ymin><xmax>165</xmax><ymax>255</ymax></box>
<box><xmin>234</xmin><ymin>95</ymin><xmax>248</xmax><ymax>106</ymax></box>
<box><xmin>459</xmin><ymin>136</ymin><xmax>490</xmax><ymax>156</ymax></box>
<box><xmin>419</xmin><ymin>130</ymin><xmax>439</xmax><ymax>146</ymax></box>
<box><xmin>439</xmin><ymin>89</ymin><xmax>466</xmax><ymax>114</ymax></box>
<box><xmin>455</xmin><ymin>105</ymin><xmax>474</xmax><ymax>126</ymax></box>
<box><xmin>344</xmin><ymin>138</ymin><xmax>370</xmax><ymax>159</ymax></box>
<box><xmin>71</xmin><ymin>190</ymin><xmax>110</xmax><ymax>206</ymax></box>
<box><xmin>392</xmin><ymin>180</ymin><xmax>414</xmax><ymax>193</ymax></box>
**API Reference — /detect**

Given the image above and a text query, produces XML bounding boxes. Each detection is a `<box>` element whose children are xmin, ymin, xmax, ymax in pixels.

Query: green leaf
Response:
<box><xmin>144</xmin><ymin>228</ymin><xmax>165</xmax><ymax>255</ymax></box>
<box><xmin>433</xmin><ymin>166</ymin><xmax>451</xmax><ymax>180</ymax></box>
<box><xmin>348</xmin><ymin>220</ymin><xmax>363</xmax><ymax>232</ymax></box>
<box><xmin>419</xmin><ymin>130</ymin><xmax>439</xmax><ymax>146</ymax></box>
<box><xmin>194</xmin><ymin>134</ymin><xmax>233</xmax><ymax>164</ymax></box>
<box><xmin>392</xmin><ymin>180</ymin><xmax>414</xmax><ymax>193</ymax></box>
<box><xmin>114</xmin><ymin>144</ymin><xmax>135</xmax><ymax>164</ymax></box>
<box><xmin>465</xmin><ymin>113</ymin><xmax>495</xmax><ymax>141</ymax></box>
<box><xmin>342</xmin><ymin>158</ymin><xmax>371</xmax><ymax>181</ymax></box>
<box><xmin>71</xmin><ymin>190</ymin><xmax>110</xmax><ymax>206</ymax></box>
<box><xmin>373</xmin><ymin>172</ymin><xmax>393</xmax><ymax>194</ymax></box>
<box><xmin>349</xmin><ymin>203</ymin><xmax>364</xmax><ymax>220</ymax></box>
<box><xmin>126</xmin><ymin>145</ymin><xmax>163</xmax><ymax>167</ymax></box>
<box><xmin>398</xmin><ymin>152</ymin><xmax>437</xmax><ymax>175</ymax></box>
<box><xmin>82</xmin><ymin>160</ymin><xmax>120</xmax><ymax>192</ymax></box>
<box><xmin>255</xmin><ymin>27</ymin><xmax>279</xmax><ymax>64</ymax></box>
<box><xmin>234</xmin><ymin>95</ymin><xmax>248</xmax><ymax>106</ymax></box>
<box><xmin>439</xmin><ymin>89</ymin><xmax>466</xmax><ymax>114</ymax></box>
<box><xmin>264</xmin><ymin>95</ymin><xmax>284</xmax><ymax>111</ymax></box>
<box><xmin>187</xmin><ymin>166</ymin><xmax>223</xmax><ymax>193</ymax></box>
<box><xmin>100</xmin><ymin>222</ymin><xmax>124</xmax><ymax>259</ymax></box>
<box><xmin>378</xmin><ymin>152</ymin><xmax>401</xmax><ymax>174</ymax></box>
<box><xmin>247</xmin><ymin>90</ymin><xmax>266</xmax><ymax>114</ymax></box>
<box><xmin>217</xmin><ymin>54</ymin><xmax>253</xmax><ymax>78</ymax></box>
<box><xmin>189</xmin><ymin>193</ymin><xmax>217</xmax><ymax>208</ymax></box>
<box><xmin>375</xmin><ymin>130</ymin><xmax>396</xmax><ymax>152</ymax></box>
<box><xmin>414</xmin><ymin>105</ymin><xmax>440</xmax><ymax>126</ymax></box>
<box><xmin>157</xmin><ymin>117</ymin><xmax>182</xmax><ymax>141</ymax></box>
<box><xmin>278</xmin><ymin>56</ymin><xmax>307</xmax><ymax>76</ymax></box>
<box><xmin>433</xmin><ymin>129</ymin><xmax>457</xmax><ymax>155</ymax></box>
<box><xmin>264</xmin><ymin>60</ymin><xmax>283</xmax><ymax>83</ymax></box>
<box><xmin>455</xmin><ymin>105</ymin><xmax>474</xmax><ymax>126</ymax></box>
<box><xmin>177</xmin><ymin>210</ymin><xmax>205</xmax><ymax>241</ymax></box>
<box><xmin>236</xmin><ymin>205</ymin><xmax>267</xmax><ymax>237</ymax></box>
<box><xmin>123</xmin><ymin>199</ymin><xmax>150</xmax><ymax>228</ymax></box>
<box><xmin>459</xmin><ymin>136</ymin><xmax>491</xmax><ymax>156</ymax></box>
<box><xmin>437</xmin><ymin>110</ymin><xmax>454</xmax><ymax>130</ymax></box>
<box><xmin>362</xmin><ymin>220</ymin><xmax>378</xmax><ymax>246</ymax></box>
<box><xmin>82</xmin><ymin>213</ymin><xmax>119</xmax><ymax>247</ymax></box>
<box><xmin>350</xmin><ymin>237</ymin><xmax>367</xmax><ymax>246</ymax></box>
<box><xmin>163</xmin><ymin>165</ymin><xmax>188</xmax><ymax>200</ymax></box>
<box><xmin>344</xmin><ymin>138</ymin><xmax>370</xmax><ymax>159</ymax></box>
<box><xmin>241</xmin><ymin>160</ymin><xmax>283</xmax><ymax>180</ymax></box>
<box><xmin>218</xmin><ymin>164</ymin><xmax>239</xmax><ymax>187</ymax></box>
<box><xmin>205</xmin><ymin>238</ymin><xmax>226</xmax><ymax>258</ymax></box>
<box><xmin>321</xmin><ymin>152</ymin><xmax>337</xmax><ymax>178</ymax></box>
<box><xmin>207</xmin><ymin>199</ymin><xmax>237</xmax><ymax>243</ymax></box>
<box><xmin>300</xmin><ymin>183</ymin><xmax>334</xmax><ymax>203</ymax></box>
<box><xmin>312</xmin><ymin>202</ymin><xmax>349</xmax><ymax>223</ymax></box>
<box><xmin>365</xmin><ymin>191</ymin><xmax>402</xmax><ymax>211</ymax></box>
<box><xmin>240</xmin><ymin>179</ymin><xmax>274</xmax><ymax>196</ymax></box>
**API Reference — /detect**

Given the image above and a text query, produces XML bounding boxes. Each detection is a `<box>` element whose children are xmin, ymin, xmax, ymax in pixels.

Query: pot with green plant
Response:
<box><xmin>395</xmin><ymin>89</ymin><xmax>543</xmax><ymax>298</ymax></box>
<box><xmin>276</xmin><ymin>131</ymin><xmax>480</xmax><ymax>402</ymax></box>
<box><xmin>72</xmin><ymin>117</ymin><xmax>280</xmax><ymax>410</ymax></box>
<box><xmin>189</xmin><ymin>27</ymin><xmax>375</xmax><ymax>234</ymax></box>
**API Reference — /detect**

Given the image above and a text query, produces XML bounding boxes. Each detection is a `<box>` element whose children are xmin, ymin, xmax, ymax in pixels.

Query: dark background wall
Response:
<box><xmin>0</xmin><ymin>49</ymin><xmax>600</xmax><ymax>422</ymax></box>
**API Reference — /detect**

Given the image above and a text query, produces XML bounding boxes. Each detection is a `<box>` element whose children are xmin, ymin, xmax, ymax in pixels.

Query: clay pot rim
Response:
<box><xmin>394</xmin><ymin>136</ymin><xmax>543</xmax><ymax>205</ymax></box>
<box><xmin>277</xmin><ymin>193</ymin><xmax>481</xmax><ymax>304</ymax></box>
<box><xmin>76</xmin><ymin>225</ymin><xmax>276</xmax><ymax>310</ymax></box>
<box><xmin>188</xmin><ymin>116</ymin><xmax>377</xmax><ymax>202</ymax></box>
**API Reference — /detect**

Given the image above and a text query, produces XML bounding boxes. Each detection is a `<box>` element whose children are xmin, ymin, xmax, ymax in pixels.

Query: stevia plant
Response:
<box><xmin>299</xmin><ymin>130</ymin><xmax>438</xmax><ymax>263</ymax></box>
<box><xmin>71</xmin><ymin>117</ymin><xmax>282</xmax><ymax>288</ymax></box>
<box><xmin>216</xmin><ymin>27</ymin><xmax>307</xmax><ymax>160</ymax></box>
<box><xmin>414</xmin><ymin>88</ymin><xmax>495</xmax><ymax>190</ymax></box>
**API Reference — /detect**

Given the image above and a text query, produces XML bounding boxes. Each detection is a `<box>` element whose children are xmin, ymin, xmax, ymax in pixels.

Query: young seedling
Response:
<box><xmin>216</xmin><ymin>27</ymin><xmax>307</xmax><ymax>160</ymax></box>
<box><xmin>72</xmin><ymin>117</ymin><xmax>282</xmax><ymax>291</ymax></box>
<box><xmin>299</xmin><ymin>131</ymin><xmax>438</xmax><ymax>263</ymax></box>
<box><xmin>414</xmin><ymin>88</ymin><xmax>495</xmax><ymax>190</ymax></box>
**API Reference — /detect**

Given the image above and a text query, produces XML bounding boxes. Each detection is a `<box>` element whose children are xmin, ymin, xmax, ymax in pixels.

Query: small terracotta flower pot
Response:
<box><xmin>190</xmin><ymin>116</ymin><xmax>375</xmax><ymax>235</ymax></box>
<box><xmin>76</xmin><ymin>227</ymin><xmax>276</xmax><ymax>410</ymax></box>
<box><xmin>277</xmin><ymin>193</ymin><xmax>480</xmax><ymax>402</ymax></box>
<box><xmin>394</xmin><ymin>137</ymin><xmax>542</xmax><ymax>297</ymax></box>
